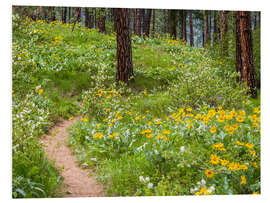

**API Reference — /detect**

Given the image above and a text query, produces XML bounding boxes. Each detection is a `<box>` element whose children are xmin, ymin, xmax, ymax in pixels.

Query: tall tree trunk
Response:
<box><xmin>189</xmin><ymin>11</ymin><xmax>194</xmax><ymax>46</ymax></box>
<box><xmin>213</xmin><ymin>11</ymin><xmax>218</xmax><ymax>42</ymax></box>
<box><xmin>72</xmin><ymin>7</ymin><xmax>81</xmax><ymax>32</ymax></box>
<box><xmin>84</xmin><ymin>8</ymin><xmax>89</xmax><ymax>27</ymax></box>
<box><xmin>209</xmin><ymin>11</ymin><xmax>212</xmax><ymax>45</ymax></box>
<box><xmin>88</xmin><ymin>8</ymin><xmax>94</xmax><ymax>28</ymax></box>
<box><xmin>220</xmin><ymin>11</ymin><xmax>229</xmax><ymax>55</ymax></box>
<box><xmin>98</xmin><ymin>8</ymin><xmax>106</xmax><ymax>33</ymax></box>
<box><xmin>112</xmin><ymin>8</ymin><xmax>117</xmax><ymax>31</ymax></box>
<box><xmin>238</xmin><ymin>11</ymin><xmax>257</xmax><ymax>97</ymax></box>
<box><xmin>152</xmin><ymin>9</ymin><xmax>155</xmax><ymax>37</ymax></box>
<box><xmin>63</xmin><ymin>7</ymin><xmax>67</xmax><ymax>23</ymax></box>
<box><xmin>94</xmin><ymin>8</ymin><xmax>96</xmax><ymax>28</ymax></box>
<box><xmin>205</xmin><ymin>11</ymin><xmax>210</xmax><ymax>46</ymax></box>
<box><xmin>169</xmin><ymin>10</ymin><xmax>177</xmax><ymax>39</ymax></box>
<box><xmin>235</xmin><ymin>12</ymin><xmax>243</xmax><ymax>81</ymax></box>
<box><xmin>183</xmin><ymin>11</ymin><xmax>187</xmax><ymax>42</ymax></box>
<box><xmin>179</xmin><ymin>10</ymin><xmax>184</xmax><ymax>40</ymax></box>
<box><xmin>202</xmin><ymin>16</ymin><xmax>205</xmax><ymax>47</ymax></box>
<box><xmin>134</xmin><ymin>9</ymin><xmax>141</xmax><ymax>36</ymax></box>
<box><xmin>68</xmin><ymin>7</ymin><xmax>71</xmax><ymax>23</ymax></box>
<box><xmin>115</xmin><ymin>8</ymin><xmax>133</xmax><ymax>82</ymax></box>
<box><xmin>142</xmin><ymin>9</ymin><xmax>151</xmax><ymax>38</ymax></box>
<box><xmin>49</xmin><ymin>7</ymin><xmax>56</xmax><ymax>22</ymax></box>
<box><xmin>40</xmin><ymin>6</ymin><xmax>46</xmax><ymax>20</ymax></box>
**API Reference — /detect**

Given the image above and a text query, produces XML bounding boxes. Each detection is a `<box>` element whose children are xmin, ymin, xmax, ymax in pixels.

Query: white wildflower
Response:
<box><xmin>147</xmin><ymin>183</ymin><xmax>153</xmax><ymax>189</ymax></box>
<box><xmin>145</xmin><ymin>177</ymin><xmax>150</xmax><ymax>182</ymax></box>
<box><xmin>139</xmin><ymin>176</ymin><xmax>145</xmax><ymax>182</ymax></box>
<box><xmin>180</xmin><ymin>146</ymin><xmax>185</xmax><ymax>152</ymax></box>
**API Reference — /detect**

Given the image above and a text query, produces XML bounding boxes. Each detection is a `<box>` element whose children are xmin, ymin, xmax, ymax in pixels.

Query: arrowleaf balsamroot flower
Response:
<box><xmin>205</xmin><ymin>170</ymin><xmax>214</xmax><ymax>178</ymax></box>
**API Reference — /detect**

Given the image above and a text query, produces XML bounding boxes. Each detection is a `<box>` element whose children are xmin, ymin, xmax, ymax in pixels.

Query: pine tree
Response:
<box><xmin>115</xmin><ymin>8</ymin><xmax>134</xmax><ymax>82</ymax></box>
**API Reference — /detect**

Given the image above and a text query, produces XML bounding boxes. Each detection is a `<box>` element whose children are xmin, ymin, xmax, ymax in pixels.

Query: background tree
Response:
<box><xmin>183</xmin><ymin>11</ymin><xmax>187</xmax><ymax>42</ymax></box>
<box><xmin>115</xmin><ymin>8</ymin><xmax>133</xmax><ymax>82</ymax></box>
<box><xmin>98</xmin><ymin>8</ymin><xmax>106</xmax><ymax>33</ymax></box>
<box><xmin>213</xmin><ymin>11</ymin><xmax>219</xmax><ymax>42</ymax></box>
<box><xmin>169</xmin><ymin>10</ymin><xmax>177</xmax><ymax>39</ymax></box>
<box><xmin>235</xmin><ymin>12</ymin><xmax>242</xmax><ymax>81</ymax></box>
<box><xmin>134</xmin><ymin>9</ymin><xmax>142</xmax><ymax>36</ymax></box>
<box><xmin>189</xmin><ymin>11</ymin><xmax>194</xmax><ymax>46</ymax></box>
<box><xmin>205</xmin><ymin>10</ymin><xmax>210</xmax><ymax>46</ymax></box>
<box><xmin>237</xmin><ymin>11</ymin><xmax>257</xmax><ymax>97</ymax></box>
<box><xmin>151</xmin><ymin>9</ymin><xmax>155</xmax><ymax>37</ymax></box>
<box><xmin>220</xmin><ymin>11</ymin><xmax>229</xmax><ymax>55</ymax></box>
<box><xmin>142</xmin><ymin>9</ymin><xmax>152</xmax><ymax>38</ymax></box>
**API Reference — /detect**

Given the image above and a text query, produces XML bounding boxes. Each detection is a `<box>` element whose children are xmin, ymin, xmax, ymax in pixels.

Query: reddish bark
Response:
<box><xmin>116</xmin><ymin>8</ymin><xmax>134</xmax><ymax>82</ymax></box>
<box><xmin>239</xmin><ymin>11</ymin><xmax>257</xmax><ymax>97</ymax></box>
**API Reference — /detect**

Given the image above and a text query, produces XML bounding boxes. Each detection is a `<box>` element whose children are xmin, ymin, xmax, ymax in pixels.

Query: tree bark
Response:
<box><xmin>98</xmin><ymin>8</ymin><xmax>106</xmax><ymax>33</ymax></box>
<box><xmin>205</xmin><ymin>11</ymin><xmax>210</xmax><ymax>45</ymax></box>
<box><xmin>238</xmin><ymin>11</ymin><xmax>257</xmax><ymax>97</ymax></box>
<box><xmin>143</xmin><ymin>9</ymin><xmax>152</xmax><ymax>38</ymax></box>
<box><xmin>235</xmin><ymin>12</ymin><xmax>243</xmax><ymax>81</ymax></box>
<box><xmin>72</xmin><ymin>7</ymin><xmax>81</xmax><ymax>32</ymax></box>
<box><xmin>189</xmin><ymin>11</ymin><xmax>194</xmax><ymax>46</ymax></box>
<box><xmin>152</xmin><ymin>9</ymin><xmax>155</xmax><ymax>37</ymax></box>
<box><xmin>134</xmin><ymin>9</ymin><xmax>141</xmax><ymax>36</ymax></box>
<box><xmin>220</xmin><ymin>11</ymin><xmax>229</xmax><ymax>55</ymax></box>
<box><xmin>84</xmin><ymin>8</ymin><xmax>89</xmax><ymax>27</ymax></box>
<box><xmin>169</xmin><ymin>10</ymin><xmax>177</xmax><ymax>39</ymax></box>
<box><xmin>213</xmin><ymin>11</ymin><xmax>218</xmax><ymax>42</ymax></box>
<box><xmin>183</xmin><ymin>11</ymin><xmax>187</xmax><ymax>42</ymax></box>
<box><xmin>116</xmin><ymin>8</ymin><xmax>134</xmax><ymax>82</ymax></box>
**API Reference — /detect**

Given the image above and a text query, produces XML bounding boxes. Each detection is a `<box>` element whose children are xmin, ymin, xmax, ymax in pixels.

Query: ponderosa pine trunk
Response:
<box><xmin>183</xmin><ymin>11</ymin><xmax>187</xmax><ymax>42</ymax></box>
<box><xmin>213</xmin><ymin>11</ymin><xmax>218</xmax><ymax>42</ymax></box>
<box><xmin>235</xmin><ymin>12</ymin><xmax>242</xmax><ymax>81</ymax></box>
<box><xmin>116</xmin><ymin>8</ymin><xmax>133</xmax><ymax>82</ymax></box>
<box><xmin>152</xmin><ymin>9</ymin><xmax>155</xmax><ymax>37</ymax></box>
<box><xmin>98</xmin><ymin>8</ymin><xmax>106</xmax><ymax>33</ymax></box>
<box><xmin>169</xmin><ymin>10</ymin><xmax>177</xmax><ymax>39</ymax></box>
<box><xmin>220</xmin><ymin>11</ymin><xmax>229</xmax><ymax>55</ymax></box>
<box><xmin>205</xmin><ymin>11</ymin><xmax>210</xmax><ymax>46</ymax></box>
<box><xmin>85</xmin><ymin>8</ymin><xmax>89</xmax><ymax>27</ymax></box>
<box><xmin>134</xmin><ymin>9</ymin><xmax>141</xmax><ymax>36</ymax></box>
<box><xmin>189</xmin><ymin>11</ymin><xmax>194</xmax><ymax>46</ymax></box>
<box><xmin>143</xmin><ymin>9</ymin><xmax>152</xmax><ymax>38</ymax></box>
<box><xmin>89</xmin><ymin>8</ymin><xmax>94</xmax><ymax>28</ymax></box>
<box><xmin>238</xmin><ymin>11</ymin><xmax>257</xmax><ymax>97</ymax></box>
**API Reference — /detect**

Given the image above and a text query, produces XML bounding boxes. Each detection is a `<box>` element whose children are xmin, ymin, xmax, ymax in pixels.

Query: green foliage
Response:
<box><xmin>12</xmin><ymin>15</ymin><xmax>260</xmax><ymax>198</ymax></box>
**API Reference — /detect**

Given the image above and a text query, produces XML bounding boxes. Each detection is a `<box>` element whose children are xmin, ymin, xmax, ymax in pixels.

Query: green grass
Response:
<box><xmin>12</xmin><ymin>16</ymin><xmax>260</xmax><ymax>198</ymax></box>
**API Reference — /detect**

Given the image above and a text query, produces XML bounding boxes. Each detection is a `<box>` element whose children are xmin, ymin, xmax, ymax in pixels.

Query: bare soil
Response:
<box><xmin>42</xmin><ymin>116</ymin><xmax>105</xmax><ymax>197</ymax></box>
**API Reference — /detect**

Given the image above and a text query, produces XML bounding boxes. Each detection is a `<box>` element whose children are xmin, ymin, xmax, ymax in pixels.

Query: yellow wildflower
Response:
<box><xmin>210</xmin><ymin>154</ymin><xmax>220</xmax><ymax>165</ymax></box>
<box><xmin>250</xmin><ymin>150</ymin><xmax>256</xmax><ymax>156</ymax></box>
<box><xmin>146</xmin><ymin>134</ymin><xmax>153</xmax><ymax>138</ymax></box>
<box><xmin>210</xmin><ymin>126</ymin><xmax>216</xmax><ymax>134</ymax></box>
<box><xmin>39</xmin><ymin>88</ymin><xmax>43</xmax><ymax>95</ymax></box>
<box><xmin>221</xmin><ymin>159</ymin><xmax>229</xmax><ymax>166</ymax></box>
<box><xmin>245</xmin><ymin>143</ymin><xmax>254</xmax><ymax>149</ymax></box>
<box><xmin>81</xmin><ymin>118</ymin><xmax>88</xmax><ymax>122</ymax></box>
<box><xmin>154</xmin><ymin>120</ymin><xmax>162</xmax><ymax>125</ymax></box>
<box><xmin>205</xmin><ymin>170</ymin><xmax>214</xmax><ymax>178</ymax></box>
<box><xmin>156</xmin><ymin>134</ymin><xmax>162</xmax><ymax>139</ymax></box>
<box><xmin>68</xmin><ymin>116</ymin><xmax>74</xmax><ymax>120</ymax></box>
<box><xmin>236</xmin><ymin>116</ymin><xmax>244</xmax><ymax>122</ymax></box>
<box><xmin>163</xmin><ymin>130</ymin><xmax>171</xmax><ymax>135</ymax></box>
<box><xmin>163</xmin><ymin>135</ymin><xmax>168</xmax><ymax>141</ymax></box>
<box><xmin>93</xmin><ymin>132</ymin><xmax>103</xmax><ymax>139</ymax></box>
<box><xmin>240</xmin><ymin>176</ymin><xmax>246</xmax><ymax>184</ymax></box>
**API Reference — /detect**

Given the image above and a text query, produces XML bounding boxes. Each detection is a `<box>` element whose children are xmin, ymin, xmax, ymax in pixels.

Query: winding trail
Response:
<box><xmin>42</xmin><ymin>116</ymin><xmax>105</xmax><ymax>197</ymax></box>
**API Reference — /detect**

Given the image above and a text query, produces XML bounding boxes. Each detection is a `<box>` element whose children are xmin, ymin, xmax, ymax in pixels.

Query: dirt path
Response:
<box><xmin>42</xmin><ymin>116</ymin><xmax>105</xmax><ymax>197</ymax></box>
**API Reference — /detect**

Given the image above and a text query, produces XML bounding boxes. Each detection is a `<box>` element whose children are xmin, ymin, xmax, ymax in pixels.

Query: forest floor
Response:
<box><xmin>42</xmin><ymin>116</ymin><xmax>105</xmax><ymax>197</ymax></box>
<box><xmin>12</xmin><ymin>18</ymin><xmax>260</xmax><ymax>197</ymax></box>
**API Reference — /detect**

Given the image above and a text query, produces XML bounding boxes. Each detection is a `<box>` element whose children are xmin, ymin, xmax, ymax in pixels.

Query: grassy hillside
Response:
<box><xmin>12</xmin><ymin>16</ymin><xmax>260</xmax><ymax>197</ymax></box>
